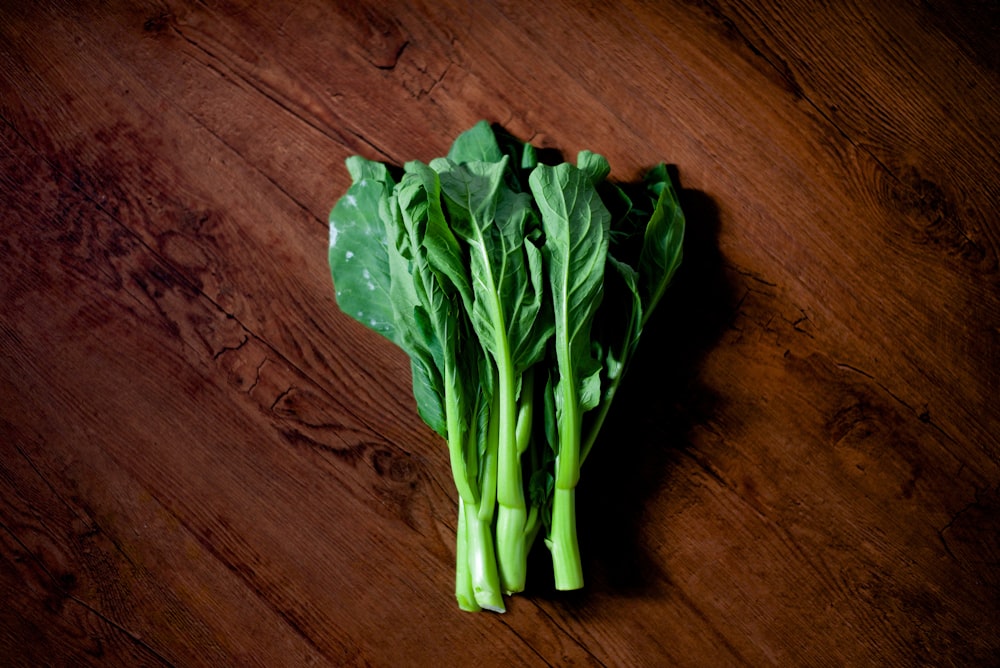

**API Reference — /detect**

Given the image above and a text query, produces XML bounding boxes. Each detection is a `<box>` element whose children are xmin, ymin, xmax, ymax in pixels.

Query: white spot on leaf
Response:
<box><xmin>345</xmin><ymin>251</ymin><xmax>354</xmax><ymax>260</ymax></box>
<box><xmin>329</xmin><ymin>224</ymin><xmax>339</xmax><ymax>248</ymax></box>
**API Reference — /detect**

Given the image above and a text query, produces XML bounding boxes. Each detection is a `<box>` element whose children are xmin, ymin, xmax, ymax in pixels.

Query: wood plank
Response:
<box><xmin>1</xmin><ymin>0</ymin><xmax>997</xmax><ymax>664</ymax></box>
<box><xmin>0</xmin><ymin>432</ymin><xmax>173</xmax><ymax>667</ymax></box>
<box><xmin>714</xmin><ymin>0</ymin><xmax>999</xmax><ymax>253</ymax></box>
<box><xmin>0</xmin><ymin>0</ymin><xmax>438</xmax><ymax>455</ymax></box>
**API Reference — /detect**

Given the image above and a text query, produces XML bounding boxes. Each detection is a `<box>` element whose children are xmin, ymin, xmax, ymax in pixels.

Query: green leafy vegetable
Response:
<box><xmin>327</xmin><ymin>120</ymin><xmax>685</xmax><ymax>611</ymax></box>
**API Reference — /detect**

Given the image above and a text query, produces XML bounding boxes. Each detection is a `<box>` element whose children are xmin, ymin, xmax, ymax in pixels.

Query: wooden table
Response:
<box><xmin>2</xmin><ymin>1</ymin><xmax>997</xmax><ymax>665</ymax></box>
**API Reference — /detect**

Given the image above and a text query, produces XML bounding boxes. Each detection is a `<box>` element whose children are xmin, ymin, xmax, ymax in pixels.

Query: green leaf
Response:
<box><xmin>328</xmin><ymin>157</ymin><xmax>397</xmax><ymax>342</ymax></box>
<box><xmin>530</xmin><ymin>161</ymin><xmax>610</xmax><ymax>418</ymax></box>
<box><xmin>576</xmin><ymin>150</ymin><xmax>610</xmax><ymax>186</ymax></box>
<box><xmin>603</xmin><ymin>255</ymin><xmax>642</xmax><ymax>383</ymax></box>
<box><xmin>345</xmin><ymin>154</ymin><xmax>392</xmax><ymax>183</ymax></box>
<box><xmin>434</xmin><ymin>157</ymin><xmax>550</xmax><ymax>374</ymax></box>
<box><xmin>638</xmin><ymin>165</ymin><xmax>686</xmax><ymax>321</ymax></box>
<box><xmin>410</xmin><ymin>350</ymin><xmax>447</xmax><ymax>437</ymax></box>
<box><xmin>400</xmin><ymin>161</ymin><xmax>473</xmax><ymax>309</ymax></box>
<box><xmin>395</xmin><ymin>168</ymin><xmax>473</xmax><ymax>441</ymax></box>
<box><xmin>447</xmin><ymin>120</ymin><xmax>504</xmax><ymax>165</ymax></box>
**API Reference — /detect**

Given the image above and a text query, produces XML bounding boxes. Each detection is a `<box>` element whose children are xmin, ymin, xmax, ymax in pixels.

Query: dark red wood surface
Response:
<box><xmin>2</xmin><ymin>1</ymin><xmax>997</xmax><ymax>665</ymax></box>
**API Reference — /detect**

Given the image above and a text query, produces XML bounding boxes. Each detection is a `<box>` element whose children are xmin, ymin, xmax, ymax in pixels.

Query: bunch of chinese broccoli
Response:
<box><xmin>328</xmin><ymin>121</ymin><xmax>684</xmax><ymax>612</ymax></box>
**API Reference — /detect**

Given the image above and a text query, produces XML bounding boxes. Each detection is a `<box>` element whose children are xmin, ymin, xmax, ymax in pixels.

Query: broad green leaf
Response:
<box><xmin>410</xmin><ymin>349</ymin><xmax>447</xmax><ymax>437</ymax></box>
<box><xmin>400</xmin><ymin>161</ymin><xmax>473</xmax><ymax>310</ymax></box>
<box><xmin>511</xmin><ymin>234</ymin><xmax>553</xmax><ymax>369</ymax></box>
<box><xmin>638</xmin><ymin>165</ymin><xmax>685</xmax><ymax>321</ymax></box>
<box><xmin>576</xmin><ymin>150</ymin><xmax>610</xmax><ymax>186</ymax></box>
<box><xmin>328</xmin><ymin>157</ymin><xmax>397</xmax><ymax>343</ymax></box>
<box><xmin>383</xmin><ymin>191</ymin><xmax>421</xmax><ymax>348</ymax></box>
<box><xmin>434</xmin><ymin>157</ymin><xmax>550</xmax><ymax>375</ymax></box>
<box><xmin>447</xmin><ymin>120</ymin><xmax>504</xmax><ymax>165</ymax></box>
<box><xmin>395</xmin><ymin>170</ymin><xmax>473</xmax><ymax>442</ymax></box>
<box><xmin>580</xmin><ymin>164</ymin><xmax>685</xmax><ymax>462</ymax></box>
<box><xmin>529</xmin><ymin>162</ymin><xmax>610</xmax><ymax>416</ymax></box>
<box><xmin>345</xmin><ymin>154</ymin><xmax>391</xmax><ymax>183</ymax></box>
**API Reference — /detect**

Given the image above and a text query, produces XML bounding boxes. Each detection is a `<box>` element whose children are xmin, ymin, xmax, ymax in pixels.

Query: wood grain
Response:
<box><xmin>2</xmin><ymin>0</ymin><xmax>998</xmax><ymax>665</ymax></box>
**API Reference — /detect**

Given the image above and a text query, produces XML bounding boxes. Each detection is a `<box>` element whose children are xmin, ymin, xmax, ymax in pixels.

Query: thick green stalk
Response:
<box><xmin>464</xmin><ymin>497</ymin><xmax>505</xmax><ymax>612</ymax></box>
<box><xmin>472</xmin><ymin>275</ymin><xmax>528</xmax><ymax>594</ymax></box>
<box><xmin>460</xmin><ymin>378</ymin><xmax>503</xmax><ymax>612</ymax></box>
<box><xmin>550</xmin><ymin>368</ymin><xmax>584</xmax><ymax>590</ymax></box>
<box><xmin>549</xmin><ymin>487</ymin><xmax>581</xmax><ymax>590</ymax></box>
<box><xmin>497</xmin><ymin>361</ymin><xmax>539</xmax><ymax>593</ymax></box>
<box><xmin>455</xmin><ymin>498</ymin><xmax>480</xmax><ymax>611</ymax></box>
<box><xmin>495</xmin><ymin>347</ymin><xmax>528</xmax><ymax>594</ymax></box>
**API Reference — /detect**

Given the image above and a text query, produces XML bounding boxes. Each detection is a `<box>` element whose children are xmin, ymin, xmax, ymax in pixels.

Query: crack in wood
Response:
<box><xmin>166</xmin><ymin>20</ymin><xmax>380</xmax><ymax>162</ymax></box>
<box><xmin>211</xmin><ymin>333</ymin><xmax>249</xmax><ymax>361</ymax></box>
<box><xmin>373</xmin><ymin>39</ymin><xmax>410</xmax><ymax>71</ymax></box>
<box><xmin>937</xmin><ymin>483</ymin><xmax>1000</xmax><ymax>569</ymax></box>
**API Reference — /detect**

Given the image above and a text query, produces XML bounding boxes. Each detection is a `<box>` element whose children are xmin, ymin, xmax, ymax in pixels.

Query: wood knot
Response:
<box><xmin>371</xmin><ymin>448</ymin><xmax>417</xmax><ymax>484</ymax></box>
<box><xmin>143</xmin><ymin>11</ymin><xmax>172</xmax><ymax>34</ymax></box>
<box><xmin>350</xmin><ymin>5</ymin><xmax>409</xmax><ymax>69</ymax></box>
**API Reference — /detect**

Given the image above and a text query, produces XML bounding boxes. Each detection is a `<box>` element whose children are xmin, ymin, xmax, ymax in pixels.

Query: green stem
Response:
<box><xmin>523</xmin><ymin>504</ymin><xmax>542</xmax><ymax>548</ymax></box>
<box><xmin>555</xmin><ymin>376</ymin><xmax>581</xmax><ymax>490</ymax></box>
<box><xmin>580</xmin><ymin>369</ymin><xmax>620</xmax><ymax>466</ymax></box>
<box><xmin>478</xmin><ymin>383</ymin><xmax>500</xmax><ymax>523</ymax></box>
<box><xmin>579</xmin><ymin>401</ymin><xmax>607</xmax><ymax>466</ymax></box>
<box><xmin>549</xmin><ymin>486</ymin><xmax>583</xmax><ymax>590</ymax></box>
<box><xmin>455</xmin><ymin>498</ymin><xmax>480</xmax><ymax>611</ymax></box>
<box><xmin>550</xmin><ymin>367</ymin><xmax>584</xmax><ymax>590</ymax></box>
<box><xmin>496</xmin><ymin>348</ymin><xmax>529</xmax><ymax>594</ymax></box>
<box><xmin>464</xmin><ymin>497</ymin><xmax>505</xmax><ymax>612</ymax></box>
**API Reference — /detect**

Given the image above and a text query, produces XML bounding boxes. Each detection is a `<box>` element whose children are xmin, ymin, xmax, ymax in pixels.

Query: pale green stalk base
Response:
<box><xmin>464</xmin><ymin>498</ymin><xmax>505</xmax><ymax>612</ymax></box>
<box><xmin>496</xmin><ymin>505</ymin><xmax>528</xmax><ymax>594</ymax></box>
<box><xmin>455</xmin><ymin>498</ymin><xmax>481</xmax><ymax>611</ymax></box>
<box><xmin>495</xmin><ymin>359</ymin><xmax>530</xmax><ymax>596</ymax></box>
<box><xmin>549</xmin><ymin>486</ymin><xmax>584</xmax><ymax>590</ymax></box>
